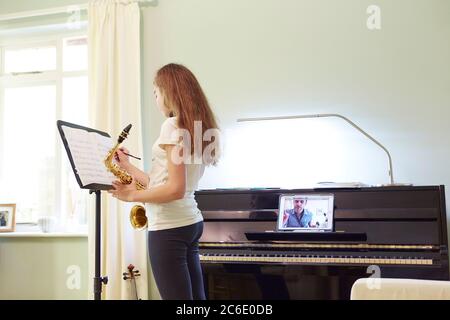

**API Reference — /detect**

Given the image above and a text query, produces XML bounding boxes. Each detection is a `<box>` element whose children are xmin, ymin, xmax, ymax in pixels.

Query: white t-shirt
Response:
<box><xmin>146</xmin><ymin>117</ymin><xmax>205</xmax><ymax>231</ymax></box>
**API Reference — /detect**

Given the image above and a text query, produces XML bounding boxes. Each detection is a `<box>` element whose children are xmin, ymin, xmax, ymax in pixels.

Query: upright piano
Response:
<box><xmin>195</xmin><ymin>186</ymin><xmax>449</xmax><ymax>299</ymax></box>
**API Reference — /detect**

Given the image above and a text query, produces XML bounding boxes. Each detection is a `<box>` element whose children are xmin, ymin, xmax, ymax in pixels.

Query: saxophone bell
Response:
<box><xmin>130</xmin><ymin>205</ymin><xmax>148</xmax><ymax>231</ymax></box>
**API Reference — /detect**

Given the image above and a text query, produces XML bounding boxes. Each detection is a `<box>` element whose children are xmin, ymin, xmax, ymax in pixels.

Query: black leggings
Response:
<box><xmin>148</xmin><ymin>221</ymin><xmax>206</xmax><ymax>300</ymax></box>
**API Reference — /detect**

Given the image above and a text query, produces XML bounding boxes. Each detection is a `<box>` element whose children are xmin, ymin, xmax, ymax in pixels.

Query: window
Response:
<box><xmin>0</xmin><ymin>35</ymin><xmax>89</xmax><ymax>228</ymax></box>
<box><xmin>5</xmin><ymin>46</ymin><xmax>57</xmax><ymax>74</ymax></box>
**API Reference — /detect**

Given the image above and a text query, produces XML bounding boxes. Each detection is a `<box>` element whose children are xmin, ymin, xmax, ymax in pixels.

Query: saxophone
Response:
<box><xmin>104</xmin><ymin>124</ymin><xmax>148</xmax><ymax>230</ymax></box>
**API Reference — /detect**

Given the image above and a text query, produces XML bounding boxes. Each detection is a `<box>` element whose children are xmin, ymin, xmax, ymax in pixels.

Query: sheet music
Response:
<box><xmin>62</xmin><ymin>126</ymin><xmax>116</xmax><ymax>187</ymax></box>
<box><xmin>315</xmin><ymin>182</ymin><xmax>370</xmax><ymax>188</ymax></box>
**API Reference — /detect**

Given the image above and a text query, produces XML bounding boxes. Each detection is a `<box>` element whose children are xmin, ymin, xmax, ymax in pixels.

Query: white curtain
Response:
<box><xmin>87</xmin><ymin>0</ymin><xmax>148</xmax><ymax>300</ymax></box>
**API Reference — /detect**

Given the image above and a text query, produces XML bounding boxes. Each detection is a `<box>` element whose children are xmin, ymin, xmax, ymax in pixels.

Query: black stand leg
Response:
<box><xmin>90</xmin><ymin>190</ymin><xmax>108</xmax><ymax>300</ymax></box>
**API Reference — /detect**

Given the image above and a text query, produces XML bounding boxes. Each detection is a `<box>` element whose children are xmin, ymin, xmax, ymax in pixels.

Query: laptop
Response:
<box><xmin>277</xmin><ymin>193</ymin><xmax>334</xmax><ymax>232</ymax></box>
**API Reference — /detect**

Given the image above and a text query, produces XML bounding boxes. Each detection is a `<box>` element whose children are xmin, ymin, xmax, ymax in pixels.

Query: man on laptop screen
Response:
<box><xmin>279</xmin><ymin>194</ymin><xmax>334</xmax><ymax>232</ymax></box>
<box><xmin>284</xmin><ymin>196</ymin><xmax>314</xmax><ymax>228</ymax></box>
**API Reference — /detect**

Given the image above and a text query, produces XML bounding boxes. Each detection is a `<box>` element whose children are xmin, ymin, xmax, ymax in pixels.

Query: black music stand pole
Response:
<box><xmin>90</xmin><ymin>189</ymin><xmax>108</xmax><ymax>300</ymax></box>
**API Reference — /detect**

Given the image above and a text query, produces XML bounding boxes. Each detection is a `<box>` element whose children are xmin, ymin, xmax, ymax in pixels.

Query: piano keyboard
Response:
<box><xmin>199</xmin><ymin>242</ymin><xmax>436</xmax><ymax>250</ymax></box>
<box><xmin>200</xmin><ymin>253</ymin><xmax>433</xmax><ymax>265</ymax></box>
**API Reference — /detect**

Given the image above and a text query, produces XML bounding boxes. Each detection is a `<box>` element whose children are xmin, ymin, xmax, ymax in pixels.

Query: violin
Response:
<box><xmin>123</xmin><ymin>264</ymin><xmax>141</xmax><ymax>300</ymax></box>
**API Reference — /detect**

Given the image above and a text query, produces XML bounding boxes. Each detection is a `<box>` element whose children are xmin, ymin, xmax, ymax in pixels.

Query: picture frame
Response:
<box><xmin>0</xmin><ymin>204</ymin><xmax>16</xmax><ymax>233</ymax></box>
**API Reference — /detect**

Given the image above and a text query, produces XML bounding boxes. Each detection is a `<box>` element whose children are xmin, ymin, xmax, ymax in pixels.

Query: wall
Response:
<box><xmin>0</xmin><ymin>236</ymin><xmax>88</xmax><ymax>299</ymax></box>
<box><xmin>141</xmin><ymin>0</ymin><xmax>450</xmax><ymax>199</ymax></box>
<box><xmin>141</xmin><ymin>0</ymin><xmax>450</xmax><ymax>186</ymax></box>
<box><xmin>0</xmin><ymin>0</ymin><xmax>87</xmax><ymax>14</ymax></box>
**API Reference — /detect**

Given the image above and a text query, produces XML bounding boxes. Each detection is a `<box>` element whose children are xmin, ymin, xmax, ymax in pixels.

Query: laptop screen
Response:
<box><xmin>277</xmin><ymin>194</ymin><xmax>334</xmax><ymax>232</ymax></box>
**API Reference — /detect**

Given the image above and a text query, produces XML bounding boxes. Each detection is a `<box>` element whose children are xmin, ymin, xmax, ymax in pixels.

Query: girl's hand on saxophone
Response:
<box><xmin>115</xmin><ymin>147</ymin><xmax>131</xmax><ymax>169</ymax></box>
<box><xmin>108</xmin><ymin>178</ymin><xmax>138</xmax><ymax>202</ymax></box>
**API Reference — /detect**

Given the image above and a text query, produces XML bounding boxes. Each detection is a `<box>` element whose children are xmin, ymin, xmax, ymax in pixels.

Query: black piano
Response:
<box><xmin>195</xmin><ymin>185</ymin><xmax>449</xmax><ymax>299</ymax></box>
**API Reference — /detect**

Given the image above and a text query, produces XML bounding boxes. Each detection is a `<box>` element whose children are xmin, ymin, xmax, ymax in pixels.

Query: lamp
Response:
<box><xmin>236</xmin><ymin>113</ymin><xmax>409</xmax><ymax>187</ymax></box>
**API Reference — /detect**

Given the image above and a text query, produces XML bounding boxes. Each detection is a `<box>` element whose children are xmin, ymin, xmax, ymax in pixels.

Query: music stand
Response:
<box><xmin>57</xmin><ymin>120</ymin><xmax>114</xmax><ymax>300</ymax></box>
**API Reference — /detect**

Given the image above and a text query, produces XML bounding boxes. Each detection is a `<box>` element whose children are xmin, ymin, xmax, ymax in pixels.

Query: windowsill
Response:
<box><xmin>4</xmin><ymin>222</ymin><xmax>89</xmax><ymax>236</ymax></box>
<box><xmin>0</xmin><ymin>231</ymin><xmax>88</xmax><ymax>238</ymax></box>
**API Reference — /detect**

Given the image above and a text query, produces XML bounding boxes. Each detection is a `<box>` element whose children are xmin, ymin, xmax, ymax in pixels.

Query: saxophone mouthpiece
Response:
<box><xmin>118</xmin><ymin>124</ymin><xmax>132</xmax><ymax>143</ymax></box>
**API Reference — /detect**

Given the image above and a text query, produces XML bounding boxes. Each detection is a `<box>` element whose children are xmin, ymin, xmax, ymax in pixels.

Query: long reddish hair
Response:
<box><xmin>154</xmin><ymin>63</ymin><xmax>220</xmax><ymax>165</ymax></box>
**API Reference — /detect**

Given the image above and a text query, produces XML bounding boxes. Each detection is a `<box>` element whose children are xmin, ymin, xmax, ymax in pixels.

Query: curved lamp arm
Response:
<box><xmin>237</xmin><ymin>113</ymin><xmax>395</xmax><ymax>185</ymax></box>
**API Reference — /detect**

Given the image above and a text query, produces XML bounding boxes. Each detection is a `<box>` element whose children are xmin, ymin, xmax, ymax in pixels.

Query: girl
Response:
<box><xmin>109</xmin><ymin>63</ymin><xmax>220</xmax><ymax>300</ymax></box>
